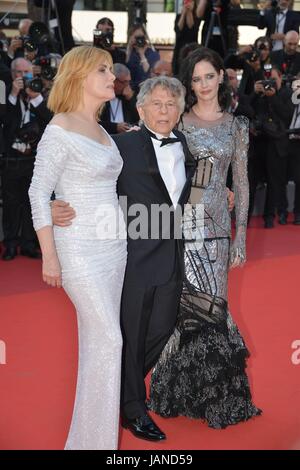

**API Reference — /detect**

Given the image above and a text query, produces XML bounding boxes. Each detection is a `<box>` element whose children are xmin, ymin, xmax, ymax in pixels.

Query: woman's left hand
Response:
<box><xmin>229</xmin><ymin>241</ymin><xmax>246</xmax><ymax>269</ymax></box>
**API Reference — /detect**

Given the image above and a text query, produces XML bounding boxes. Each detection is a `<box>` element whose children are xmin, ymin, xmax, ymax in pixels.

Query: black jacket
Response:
<box><xmin>258</xmin><ymin>9</ymin><xmax>300</xmax><ymax>36</ymax></box>
<box><xmin>271</xmin><ymin>49</ymin><xmax>300</xmax><ymax>77</ymax></box>
<box><xmin>100</xmin><ymin>95</ymin><xmax>139</xmax><ymax>135</ymax></box>
<box><xmin>2</xmin><ymin>94</ymin><xmax>52</xmax><ymax>155</ymax></box>
<box><xmin>250</xmin><ymin>86</ymin><xmax>294</xmax><ymax>157</ymax></box>
<box><xmin>113</xmin><ymin>125</ymin><xmax>196</xmax><ymax>287</ymax></box>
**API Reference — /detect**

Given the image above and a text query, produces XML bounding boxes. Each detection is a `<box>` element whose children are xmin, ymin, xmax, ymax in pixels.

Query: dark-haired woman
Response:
<box><xmin>149</xmin><ymin>48</ymin><xmax>261</xmax><ymax>429</ymax></box>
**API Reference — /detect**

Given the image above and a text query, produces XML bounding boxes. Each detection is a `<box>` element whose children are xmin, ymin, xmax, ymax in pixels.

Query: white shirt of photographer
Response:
<box><xmin>149</xmin><ymin>129</ymin><xmax>186</xmax><ymax>208</ymax></box>
<box><xmin>109</xmin><ymin>97</ymin><xmax>124</xmax><ymax>123</ymax></box>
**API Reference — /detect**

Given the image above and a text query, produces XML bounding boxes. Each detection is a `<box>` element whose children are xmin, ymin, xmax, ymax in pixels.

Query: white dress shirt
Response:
<box><xmin>147</xmin><ymin>126</ymin><xmax>186</xmax><ymax>208</ymax></box>
<box><xmin>109</xmin><ymin>97</ymin><xmax>124</xmax><ymax>123</ymax></box>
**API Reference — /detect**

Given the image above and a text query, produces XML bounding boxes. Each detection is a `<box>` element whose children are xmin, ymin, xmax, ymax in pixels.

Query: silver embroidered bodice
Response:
<box><xmin>180</xmin><ymin>112</ymin><xmax>249</xmax><ymax>264</ymax></box>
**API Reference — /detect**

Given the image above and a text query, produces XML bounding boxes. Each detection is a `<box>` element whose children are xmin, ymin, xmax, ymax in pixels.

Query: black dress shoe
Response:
<box><xmin>294</xmin><ymin>213</ymin><xmax>300</xmax><ymax>225</ymax></box>
<box><xmin>278</xmin><ymin>213</ymin><xmax>287</xmax><ymax>225</ymax></box>
<box><xmin>20</xmin><ymin>248</ymin><xmax>42</xmax><ymax>259</ymax></box>
<box><xmin>122</xmin><ymin>413</ymin><xmax>166</xmax><ymax>442</ymax></box>
<box><xmin>264</xmin><ymin>217</ymin><xmax>274</xmax><ymax>229</ymax></box>
<box><xmin>2</xmin><ymin>246</ymin><xmax>17</xmax><ymax>261</ymax></box>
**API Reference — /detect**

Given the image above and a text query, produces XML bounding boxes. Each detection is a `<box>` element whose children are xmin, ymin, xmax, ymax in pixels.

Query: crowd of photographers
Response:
<box><xmin>0</xmin><ymin>0</ymin><xmax>299</xmax><ymax>260</ymax></box>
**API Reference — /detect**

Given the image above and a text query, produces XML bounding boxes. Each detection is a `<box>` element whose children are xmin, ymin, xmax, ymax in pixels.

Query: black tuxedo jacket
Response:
<box><xmin>258</xmin><ymin>9</ymin><xmax>300</xmax><ymax>36</ymax></box>
<box><xmin>113</xmin><ymin>125</ymin><xmax>196</xmax><ymax>287</ymax></box>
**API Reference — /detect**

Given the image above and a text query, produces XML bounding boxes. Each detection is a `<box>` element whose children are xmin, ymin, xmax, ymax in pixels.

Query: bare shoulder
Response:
<box><xmin>49</xmin><ymin>113</ymin><xmax>72</xmax><ymax>130</ymax></box>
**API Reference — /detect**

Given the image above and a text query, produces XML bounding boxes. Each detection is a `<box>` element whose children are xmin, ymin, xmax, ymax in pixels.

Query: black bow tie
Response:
<box><xmin>146</xmin><ymin>128</ymin><xmax>181</xmax><ymax>147</ymax></box>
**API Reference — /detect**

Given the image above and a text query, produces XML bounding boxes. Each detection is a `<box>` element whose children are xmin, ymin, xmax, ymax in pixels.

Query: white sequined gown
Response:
<box><xmin>29</xmin><ymin>124</ymin><xmax>127</xmax><ymax>450</ymax></box>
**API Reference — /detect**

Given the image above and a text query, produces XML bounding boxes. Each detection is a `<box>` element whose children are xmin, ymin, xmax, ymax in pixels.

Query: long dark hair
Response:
<box><xmin>179</xmin><ymin>47</ymin><xmax>231</xmax><ymax>113</ymax></box>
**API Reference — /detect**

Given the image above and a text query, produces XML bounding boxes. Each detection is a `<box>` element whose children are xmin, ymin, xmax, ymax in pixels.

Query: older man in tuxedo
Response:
<box><xmin>114</xmin><ymin>78</ymin><xmax>196</xmax><ymax>441</ymax></box>
<box><xmin>51</xmin><ymin>76</ymin><xmax>196</xmax><ymax>441</ymax></box>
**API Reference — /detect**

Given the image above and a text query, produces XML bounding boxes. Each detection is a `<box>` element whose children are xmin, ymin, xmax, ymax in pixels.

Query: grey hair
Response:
<box><xmin>136</xmin><ymin>76</ymin><xmax>186</xmax><ymax>114</ymax></box>
<box><xmin>113</xmin><ymin>62</ymin><xmax>130</xmax><ymax>77</ymax></box>
<box><xmin>11</xmin><ymin>57</ymin><xmax>32</xmax><ymax>72</ymax></box>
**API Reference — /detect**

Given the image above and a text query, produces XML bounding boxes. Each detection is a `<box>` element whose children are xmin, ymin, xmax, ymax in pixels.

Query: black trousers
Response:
<box><xmin>56</xmin><ymin>0</ymin><xmax>75</xmax><ymax>53</ymax></box>
<box><xmin>2</xmin><ymin>158</ymin><xmax>36</xmax><ymax>249</ymax></box>
<box><xmin>120</xmin><ymin>260</ymin><xmax>183</xmax><ymax>419</ymax></box>
<box><xmin>288</xmin><ymin>140</ymin><xmax>300</xmax><ymax>214</ymax></box>
<box><xmin>248</xmin><ymin>136</ymin><xmax>267</xmax><ymax>220</ymax></box>
<box><xmin>264</xmin><ymin>140</ymin><xmax>288</xmax><ymax>218</ymax></box>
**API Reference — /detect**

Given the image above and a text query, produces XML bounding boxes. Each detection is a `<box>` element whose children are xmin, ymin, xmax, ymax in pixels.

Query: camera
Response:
<box><xmin>261</xmin><ymin>78</ymin><xmax>277</xmax><ymax>90</ymax></box>
<box><xmin>23</xmin><ymin>73</ymin><xmax>43</xmax><ymax>93</ymax></box>
<box><xmin>243</xmin><ymin>48</ymin><xmax>260</xmax><ymax>63</ymax></box>
<box><xmin>16</xmin><ymin>120</ymin><xmax>41</xmax><ymax>144</ymax></box>
<box><xmin>93</xmin><ymin>30</ymin><xmax>113</xmax><ymax>49</ymax></box>
<box><xmin>271</xmin><ymin>0</ymin><xmax>280</xmax><ymax>13</ymax></box>
<box><xmin>33</xmin><ymin>54</ymin><xmax>60</xmax><ymax>81</ymax></box>
<box><xmin>258</xmin><ymin>43</ymin><xmax>268</xmax><ymax>51</ymax></box>
<box><xmin>28</xmin><ymin>22</ymin><xmax>52</xmax><ymax>47</ymax></box>
<box><xmin>16</xmin><ymin>22</ymin><xmax>52</xmax><ymax>55</ymax></box>
<box><xmin>16</xmin><ymin>35</ymin><xmax>37</xmax><ymax>53</ymax></box>
<box><xmin>12</xmin><ymin>120</ymin><xmax>41</xmax><ymax>153</ymax></box>
<box><xmin>135</xmin><ymin>35</ymin><xmax>146</xmax><ymax>48</ymax></box>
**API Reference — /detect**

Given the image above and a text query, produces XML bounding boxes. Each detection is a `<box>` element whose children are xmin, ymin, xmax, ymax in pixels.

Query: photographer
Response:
<box><xmin>254</xmin><ymin>36</ymin><xmax>273</xmax><ymax>67</ymax></box>
<box><xmin>197</xmin><ymin>0</ymin><xmax>240</xmax><ymax>58</ymax></box>
<box><xmin>287</xmin><ymin>76</ymin><xmax>300</xmax><ymax>224</ymax></box>
<box><xmin>126</xmin><ymin>24</ymin><xmax>160</xmax><ymax>91</ymax></box>
<box><xmin>224</xmin><ymin>47</ymin><xmax>264</xmax><ymax>95</ymax></box>
<box><xmin>172</xmin><ymin>0</ymin><xmax>201</xmax><ymax>76</ymax></box>
<box><xmin>250</xmin><ymin>65</ymin><xmax>294</xmax><ymax>227</ymax></box>
<box><xmin>32</xmin><ymin>53</ymin><xmax>61</xmax><ymax>99</ymax></box>
<box><xmin>5</xmin><ymin>19</ymin><xmax>33</xmax><ymax>65</ymax></box>
<box><xmin>33</xmin><ymin>0</ymin><xmax>75</xmax><ymax>53</ymax></box>
<box><xmin>100</xmin><ymin>63</ymin><xmax>139</xmax><ymax>134</ymax></box>
<box><xmin>1</xmin><ymin>58</ymin><xmax>52</xmax><ymax>261</ymax></box>
<box><xmin>5</xmin><ymin>20</ymin><xmax>56</xmax><ymax>69</ymax></box>
<box><xmin>258</xmin><ymin>0</ymin><xmax>300</xmax><ymax>51</ymax></box>
<box><xmin>271</xmin><ymin>30</ymin><xmax>300</xmax><ymax>85</ymax></box>
<box><xmin>94</xmin><ymin>17</ymin><xmax>126</xmax><ymax>64</ymax></box>
<box><xmin>226</xmin><ymin>68</ymin><xmax>254</xmax><ymax>118</ymax></box>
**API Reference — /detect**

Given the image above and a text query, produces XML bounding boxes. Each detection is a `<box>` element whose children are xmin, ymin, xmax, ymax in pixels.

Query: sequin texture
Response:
<box><xmin>29</xmin><ymin>125</ymin><xmax>127</xmax><ymax>449</ymax></box>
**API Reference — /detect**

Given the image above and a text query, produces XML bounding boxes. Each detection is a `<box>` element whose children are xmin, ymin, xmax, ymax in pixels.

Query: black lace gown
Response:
<box><xmin>148</xmin><ymin>113</ymin><xmax>262</xmax><ymax>429</ymax></box>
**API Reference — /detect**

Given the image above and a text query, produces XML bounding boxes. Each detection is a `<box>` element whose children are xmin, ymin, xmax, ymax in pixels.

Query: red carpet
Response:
<box><xmin>0</xmin><ymin>217</ymin><xmax>300</xmax><ymax>450</ymax></box>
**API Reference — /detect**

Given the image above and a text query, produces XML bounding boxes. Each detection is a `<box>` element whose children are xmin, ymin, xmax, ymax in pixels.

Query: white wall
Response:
<box><xmin>72</xmin><ymin>11</ymin><xmax>266</xmax><ymax>46</ymax></box>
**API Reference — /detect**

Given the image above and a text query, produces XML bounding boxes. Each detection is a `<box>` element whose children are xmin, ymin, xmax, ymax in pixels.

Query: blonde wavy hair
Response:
<box><xmin>47</xmin><ymin>46</ymin><xmax>112</xmax><ymax>116</ymax></box>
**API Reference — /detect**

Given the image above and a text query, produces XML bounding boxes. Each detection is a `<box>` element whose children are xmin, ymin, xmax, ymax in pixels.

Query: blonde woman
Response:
<box><xmin>29</xmin><ymin>46</ymin><xmax>127</xmax><ymax>450</ymax></box>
